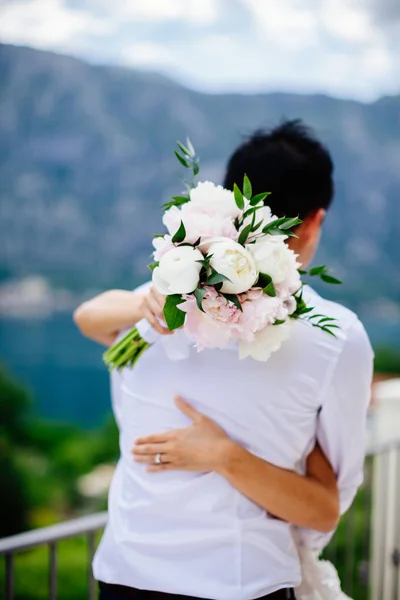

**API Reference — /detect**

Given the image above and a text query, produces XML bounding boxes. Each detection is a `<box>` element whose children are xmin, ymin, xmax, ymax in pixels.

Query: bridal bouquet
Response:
<box><xmin>104</xmin><ymin>140</ymin><xmax>340</xmax><ymax>371</ymax></box>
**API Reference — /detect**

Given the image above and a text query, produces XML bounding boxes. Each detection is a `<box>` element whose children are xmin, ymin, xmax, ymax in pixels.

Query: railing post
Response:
<box><xmin>49</xmin><ymin>542</ymin><xmax>57</xmax><ymax>600</ymax></box>
<box><xmin>88</xmin><ymin>532</ymin><xmax>96</xmax><ymax>600</ymax></box>
<box><xmin>370</xmin><ymin>446</ymin><xmax>400</xmax><ymax>600</ymax></box>
<box><xmin>5</xmin><ymin>553</ymin><xmax>14</xmax><ymax>600</ymax></box>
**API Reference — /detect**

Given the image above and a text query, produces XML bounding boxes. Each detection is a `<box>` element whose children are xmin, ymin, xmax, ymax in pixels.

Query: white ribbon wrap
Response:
<box><xmin>135</xmin><ymin>318</ymin><xmax>191</xmax><ymax>361</ymax></box>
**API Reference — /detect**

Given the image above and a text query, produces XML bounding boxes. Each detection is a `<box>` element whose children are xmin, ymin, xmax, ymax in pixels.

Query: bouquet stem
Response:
<box><xmin>103</xmin><ymin>327</ymin><xmax>150</xmax><ymax>371</ymax></box>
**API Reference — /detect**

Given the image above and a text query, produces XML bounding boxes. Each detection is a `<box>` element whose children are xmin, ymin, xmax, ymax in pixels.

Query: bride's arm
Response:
<box><xmin>133</xmin><ymin>396</ymin><xmax>339</xmax><ymax>533</ymax></box>
<box><xmin>220</xmin><ymin>439</ymin><xmax>339</xmax><ymax>533</ymax></box>
<box><xmin>73</xmin><ymin>287</ymin><xmax>169</xmax><ymax>345</ymax></box>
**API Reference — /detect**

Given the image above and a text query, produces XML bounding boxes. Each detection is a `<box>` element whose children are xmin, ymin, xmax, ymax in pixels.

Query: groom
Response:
<box><xmin>74</xmin><ymin>121</ymin><xmax>373</xmax><ymax>599</ymax></box>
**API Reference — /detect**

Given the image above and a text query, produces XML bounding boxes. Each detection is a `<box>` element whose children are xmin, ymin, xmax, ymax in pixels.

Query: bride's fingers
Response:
<box><xmin>146</xmin><ymin>293</ymin><xmax>165</xmax><ymax>321</ymax></box>
<box><xmin>135</xmin><ymin>431</ymin><xmax>175</xmax><ymax>445</ymax></box>
<box><xmin>132</xmin><ymin>442</ymin><xmax>171</xmax><ymax>455</ymax></box>
<box><xmin>143</xmin><ymin>308</ymin><xmax>169</xmax><ymax>335</ymax></box>
<box><xmin>133</xmin><ymin>454</ymin><xmax>170</xmax><ymax>464</ymax></box>
<box><xmin>147</xmin><ymin>463</ymin><xmax>175</xmax><ymax>473</ymax></box>
<box><xmin>150</xmin><ymin>287</ymin><xmax>166</xmax><ymax>313</ymax></box>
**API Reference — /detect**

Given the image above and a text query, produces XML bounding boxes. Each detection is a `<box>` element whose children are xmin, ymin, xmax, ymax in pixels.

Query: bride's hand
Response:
<box><xmin>139</xmin><ymin>286</ymin><xmax>171</xmax><ymax>335</ymax></box>
<box><xmin>132</xmin><ymin>395</ymin><xmax>233</xmax><ymax>473</ymax></box>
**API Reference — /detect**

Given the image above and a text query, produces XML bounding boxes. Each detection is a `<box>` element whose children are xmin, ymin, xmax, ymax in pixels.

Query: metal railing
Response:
<box><xmin>323</xmin><ymin>440</ymin><xmax>400</xmax><ymax>600</ymax></box>
<box><xmin>0</xmin><ymin>512</ymin><xmax>107</xmax><ymax>600</ymax></box>
<box><xmin>1</xmin><ymin>442</ymin><xmax>399</xmax><ymax>600</ymax></box>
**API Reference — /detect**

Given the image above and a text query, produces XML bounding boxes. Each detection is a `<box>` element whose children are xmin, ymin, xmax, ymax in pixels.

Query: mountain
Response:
<box><xmin>1</xmin><ymin>43</ymin><xmax>399</xmax><ymax>316</ymax></box>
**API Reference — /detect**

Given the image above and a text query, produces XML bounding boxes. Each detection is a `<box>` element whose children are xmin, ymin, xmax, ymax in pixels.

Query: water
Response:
<box><xmin>0</xmin><ymin>315</ymin><xmax>110</xmax><ymax>427</ymax></box>
<box><xmin>1</xmin><ymin>314</ymin><xmax>399</xmax><ymax>428</ymax></box>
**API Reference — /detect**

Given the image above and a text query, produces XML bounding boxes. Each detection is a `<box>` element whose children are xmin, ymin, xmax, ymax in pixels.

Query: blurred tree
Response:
<box><xmin>374</xmin><ymin>347</ymin><xmax>400</xmax><ymax>375</ymax></box>
<box><xmin>0</xmin><ymin>363</ymin><xmax>32</xmax><ymax>535</ymax></box>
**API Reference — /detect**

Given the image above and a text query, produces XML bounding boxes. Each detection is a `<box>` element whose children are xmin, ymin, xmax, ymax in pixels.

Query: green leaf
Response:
<box><xmin>238</xmin><ymin>224</ymin><xmax>252</xmax><ymax>246</ymax></box>
<box><xmin>193</xmin><ymin>237</ymin><xmax>201</xmax><ymax>247</ymax></box>
<box><xmin>186</xmin><ymin>137</ymin><xmax>195</xmax><ymax>157</ymax></box>
<box><xmin>268</xmin><ymin>228</ymin><xmax>288</xmax><ymax>237</ymax></box>
<box><xmin>223</xmin><ymin>293</ymin><xmax>243</xmax><ymax>312</ymax></box>
<box><xmin>233</xmin><ymin>184</ymin><xmax>245</xmax><ymax>210</ymax></box>
<box><xmin>153</xmin><ymin>233</ymin><xmax>165</xmax><ymax>238</ymax></box>
<box><xmin>196</xmin><ymin>259</ymin><xmax>209</xmax><ymax>268</ymax></box>
<box><xmin>148</xmin><ymin>261</ymin><xmax>159</xmax><ymax>272</ymax></box>
<box><xmin>318</xmin><ymin>316</ymin><xmax>337</xmax><ymax>324</ymax></box>
<box><xmin>321</xmin><ymin>326</ymin><xmax>337</xmax><ymax>337</ymax></box>
<box><xmin>177</xmin><ymin>141</ymin><xmax>191</xmax><ymax>156</ymax></box>
<box><xmin>243</xmin><ymin>174</ymin><xmax>252</xmax><ymax>199</ymax></box>
<box><xmin>174</xmin><ymin>151</ymin><xmax>190</xmax><ymax>168</ymax></box>
<box><xmin>264</xmin><ymin>281</ymin><xmax>276</xmax><ymax>297</ymax></box>
<box><xmin>273</xmin><ymin>319</ymin><xmax>286</xmax><ymax>326</ymax></box>
<box><xmin>172</xmin><ymin>221</ymin><xmax>186</xmax><ymax>244</ymax></box>
<box><xmin>163</xmin><ymin>294</ymin><xmax>186</xmax><ymax>331</ymax></box>
<box><xmin>259</xmin><ymin>273</ymin><xmax>276</xmax><ymax>297</ymax></box>
<box><xmin>250</xmin><ymin>192</ymin><xmax>270</xmax><ymax>206</ymax></box>
<box><xmin>194</xmin><ymin>287</ymin><xmax>207</xmax><ymax>312</ymax></box>
<box><xmin>262</xmin><ymin>216</ymin><xmax>301</xmax><ymax>235</ymax></box>
<box><xmin>301</xmin><ymin>306</ymin><xmax>314</xmax><ymax>314</ymax></box>
<box><xmin>279</xmin><ymin>217</ymin><xmax>302</xmax><ymax>230</ymax></box>
<box><xmin>250</xmin><ymin>209</ymin><xmax>257</xmax><ymax>230</ymax></box>
<box><xmin>172</xmin><ymin>195</ymin><xmax>190</xmax><ymax>204</ymax></box>
<box><xmin>309</xmin><ymin>265</ymin><xmax>326</xmax><ymax>276</ymax></box>
<box><xmin>206</xmin><ymin>267</ymin><xmax>232</xmax><ymax>286</ymax></box>
<box><xmin>262</xmin><ymin>217</ymin><xmax>289</xmax><ymax>234</ymax></box>
<box><xmin>321</xmin><ymin>273</ymin><xmax>342</xmax><ymax>285</ymax></box>
<box><xmin>257</xmin><ymin>272</ymin><xmax>272</xmax><ymax>288</ymax></box>
<box><xmin>298</xmin><ymin>269</ymin><xmax>307</xmax><ymax>275</ymax></box>
<box><xmin>243</xmin><ymin>205</ymin><xmax>259</xmax><ymax>218</ymax></box>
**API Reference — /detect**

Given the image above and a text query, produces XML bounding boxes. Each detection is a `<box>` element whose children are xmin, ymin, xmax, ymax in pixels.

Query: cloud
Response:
<box><xmin>116</xmin><ymin>0</ymin><xmax>218</xmax><ymax>24</ymax></box>
<box><xmin>0</xmin><ymin>0</ymin><xmax>110</xmax><ymax>48</ymax></box>
<box><xmin>122</xmin><ymin>43</ymin><xmax>177</xmax><ymax>68</ymax></box>
<box><xmin>0</xmin><ymin>0</ymin><xmax>399</xmax><ymax>101</ymax></box>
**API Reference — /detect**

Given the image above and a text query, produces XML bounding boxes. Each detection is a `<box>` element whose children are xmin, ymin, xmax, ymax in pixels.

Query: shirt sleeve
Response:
<box><xmin>109</xmin><ymin>281</ymin><xmax>152</xmax><ymax>428</ymax></box>
<box><xmin>300</xmin><ymin>318</ymin><xmax>374</xmax><ymax>550</ymax></box>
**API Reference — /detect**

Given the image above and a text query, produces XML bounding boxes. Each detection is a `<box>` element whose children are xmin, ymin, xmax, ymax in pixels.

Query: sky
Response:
<box><xmin>0</xmin><ymin>0</ymin><xmax>399</xmax><ymax>101</ymax></box>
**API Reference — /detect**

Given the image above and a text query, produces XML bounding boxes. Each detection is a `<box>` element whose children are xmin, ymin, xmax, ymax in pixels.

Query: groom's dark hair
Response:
<box><xmin>223</xmin><ymin>120</ymin><xmax>334</xmax><ymax>220</ymax></box>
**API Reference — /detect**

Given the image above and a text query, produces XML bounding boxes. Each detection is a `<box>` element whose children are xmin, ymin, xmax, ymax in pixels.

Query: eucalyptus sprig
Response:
<box><xmin>162</xmin><ymin>138</ymin><xmax>199</xmax><ymax>211</ymax></box>
<box><xmin>299</xmin><ymin>265</ymin><xmax>342</xmax><ymax>285</ymax></box>
<box><xmin>292</xmin><ymin>266</ymin><xmax>342</xmax><ymax>336</ymax></box>
<box><xmin>233</xmin><ymin>175</ymin><xmax>302</xmax><ymax>245</ymax></box>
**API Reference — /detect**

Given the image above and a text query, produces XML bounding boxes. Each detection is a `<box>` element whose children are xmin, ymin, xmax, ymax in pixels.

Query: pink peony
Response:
<box><xmin>179</xmin><ymin>287</ymin><xmax>242</xmax><ymax>350</ymax></box>
<box><xmin>152</xmin><ymin>235</ymin><xmax>175</xmax><ymax>261</ymax></box>
<box><xmin>238</xmin><ymin>288</ymin><xmax>281</xmax><ymax>342</ymax></box>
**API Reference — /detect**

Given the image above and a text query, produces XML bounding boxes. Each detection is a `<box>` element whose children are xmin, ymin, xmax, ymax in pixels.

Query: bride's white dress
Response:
<box><xmin>293</xmin><ymin>530</ymin><xmax>351</xmax><ymax>600</ymax></box>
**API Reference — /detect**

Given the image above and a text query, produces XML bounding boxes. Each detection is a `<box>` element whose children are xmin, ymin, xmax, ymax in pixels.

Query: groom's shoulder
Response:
<box><xmin>304</xmin><ymin>288</ymin><xmax>373</xmax><ymax>358</ymax></box>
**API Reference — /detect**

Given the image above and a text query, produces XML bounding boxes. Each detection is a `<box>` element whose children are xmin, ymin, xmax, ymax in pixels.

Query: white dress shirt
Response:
<box><xmin>93</xmin><ymin>284</ymin><xmax>373</xmax><ymax>600</ymax></box>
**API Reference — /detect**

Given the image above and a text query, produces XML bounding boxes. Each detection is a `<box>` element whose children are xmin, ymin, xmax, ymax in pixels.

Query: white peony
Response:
<box><xmin>207</xmin><ymin>238</ymin><xmax>258</xmax><ymax>294</ymax></box>
<box><xmin>189</xmin><ymin>181</ymin><xmax>241</xmax><ymax>219</ymax></box>
<box><xmin>249</xmin><ymin>237</ymin><xmax>300</xmax><ymax>286</ymax></box>
<box><xmin>152</xmin><ymin>246</ymin><xmax>203</xmax><ymax>295</ymax></box>
<box><xmin>239</xmin><ymin>319</ymin><xmax>294</xmax><ymax>361</ymax></box>
<box><xmin>163</xmin><ymin>204</ymin><xmax>238</xmax><ymax>245</ymax></box>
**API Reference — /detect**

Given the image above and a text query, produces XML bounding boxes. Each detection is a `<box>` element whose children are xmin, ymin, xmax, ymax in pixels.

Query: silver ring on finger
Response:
<box><xmin>155</xmin><ymin>452</ymin><xmax>163</xmax><ymax>465</ymax></box>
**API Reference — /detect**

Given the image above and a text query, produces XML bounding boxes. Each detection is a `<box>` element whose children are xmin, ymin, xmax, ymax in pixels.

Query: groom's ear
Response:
<box><xmin>298</xmin><ymin>208</ymin><xmax>325</xmax><ymax>242</ymax></box>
